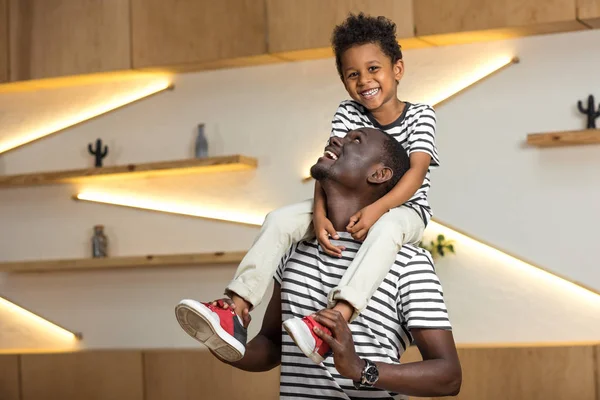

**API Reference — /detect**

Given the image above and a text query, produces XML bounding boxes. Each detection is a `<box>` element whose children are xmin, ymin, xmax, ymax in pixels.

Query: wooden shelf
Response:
<box><xmin>0</xmin><ymin>251</ymin><xmax>246</xmax><ymax>273</ymax></box>
<box><xmin>527</xmin><ymin>129</ymin><xmax>600</xmax><ymax>147</ymax></box>
<box><xmin>0</xmin><ymin>155</ymin><xmax>257</xmax><ymax>188</ymax></box>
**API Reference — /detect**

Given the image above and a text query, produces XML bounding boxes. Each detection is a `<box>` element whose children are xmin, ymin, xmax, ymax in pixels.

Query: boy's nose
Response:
<box><xmin>358</xmin><ymin>74</ymin><xmax>372</xmax><ymax>86</ymax></box>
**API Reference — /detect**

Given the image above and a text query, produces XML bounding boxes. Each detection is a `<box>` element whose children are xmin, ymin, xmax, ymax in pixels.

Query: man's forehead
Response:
<box><xmin>352</xmin><ymin>127</ymin><xmax>387</xmax><ymax>139</ymax></box>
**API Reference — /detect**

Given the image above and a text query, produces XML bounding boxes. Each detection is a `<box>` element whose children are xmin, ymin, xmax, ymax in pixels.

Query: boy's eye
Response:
<box><xmin>347</xmin><ymin>72</ymin><xmax>358</xmax><ymax>79</ymax></box>
<box><xmin>369</xmin><ymin>66</ymin><xmax>379</xmax><ymax>72</ymax></box>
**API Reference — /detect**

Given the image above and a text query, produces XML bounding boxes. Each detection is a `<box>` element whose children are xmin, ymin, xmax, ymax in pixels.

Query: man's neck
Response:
<box><xmin>320</xmin><ymin>182</ymin><xmax>379</xmax><ymax>231</ymax></box>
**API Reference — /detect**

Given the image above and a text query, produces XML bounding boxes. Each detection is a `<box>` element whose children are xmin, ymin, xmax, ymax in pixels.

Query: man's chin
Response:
<box><xmin>310</xmin><ymin>163</ymin><xmax>329</xmax><ymax>181</ymax></box>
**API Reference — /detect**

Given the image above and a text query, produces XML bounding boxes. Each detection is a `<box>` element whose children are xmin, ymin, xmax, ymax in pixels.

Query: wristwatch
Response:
<box><xmin>353</xmin><ymin>359</ymin><xmax>379</xmax><ymax>389</ymax></box>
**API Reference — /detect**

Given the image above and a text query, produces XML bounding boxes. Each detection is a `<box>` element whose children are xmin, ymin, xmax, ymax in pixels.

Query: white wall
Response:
<box><xmin>430</xmin><ymin>30</ymin><xmax>600</xmax><ymax>294</ymax></box>
<box><xmin>1</xmin><ymin>29</ymin><xmax>600</xmax><ymax>351</ymax></box>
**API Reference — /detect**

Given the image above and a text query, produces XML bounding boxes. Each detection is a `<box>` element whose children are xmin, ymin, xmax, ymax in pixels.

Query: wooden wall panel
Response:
<box><xmin>267</xmin><ymin>0</ymin><xmax>426</xmax><ymax>60</ymax></box>
<box><xmin>450</xmin><ymin>345</ymin><xmax>596</xmax><ymax>400</ymax></box>
<box><xmin>403</xmin><ymin>345</ymin><xmax>597</xmax><ymax>400</ymax></box>
<box><xmin>143</xmin><ymin>350</ymin><xmax>280</xmax><ymax>400</ymax></box>
<box><xmin>0</xmin><ymin>355</ymin><xmax>20</xmax><ymax>400</ymax></box>
<box><xmin>131</xmin><ymin>0</ymin><xmax>270</xmax><ymax>70</ymax></box>
<box><xmin>414</xmin><ymin>0</ymin><xmax>585</xmax><ymax>45</ymax></box>
<box><xmin>578</xmin><ymin>0</ymin><xmax>600</xmax><ymax>27</ymax></box>
<box><xmin>8</xmin><ymin>0</ymin><xmax>131</xmax><ymax>81</ymax></box>
<box><xmin>0</xmin><ymin>0</ymin><xmax>7</xmax><ymax>83</ymax></box>
<box><xmin>20</xmin><ymin>351</ymin><xmax>144</xmax><ymax>400</ymax></box>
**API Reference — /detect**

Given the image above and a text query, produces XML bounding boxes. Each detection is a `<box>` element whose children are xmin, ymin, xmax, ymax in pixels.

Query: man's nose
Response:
<box><xmin>329</xmin><ymin>136</ymin><xmax>343</xmax><ymax>147</ymax></box>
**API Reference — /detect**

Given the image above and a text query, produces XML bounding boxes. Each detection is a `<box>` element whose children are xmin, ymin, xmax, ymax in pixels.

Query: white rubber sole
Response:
<box><xmin>175</xmin><ymin>299</ymin><xmax>245</xmax><ymax>362</ymax></box>
<box><xmin>282</xmin><ymin>317</ymin><xmax>324</xmax><ymax>364</ymax></box>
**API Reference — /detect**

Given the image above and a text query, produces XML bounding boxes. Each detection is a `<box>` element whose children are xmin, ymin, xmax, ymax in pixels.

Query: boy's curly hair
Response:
<box><xmin>331</xmin><ymin>13</ymin><xmax>403</xmax><ymax>80</ymax></box>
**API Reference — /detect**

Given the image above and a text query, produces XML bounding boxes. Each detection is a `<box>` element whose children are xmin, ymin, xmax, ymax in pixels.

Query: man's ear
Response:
<box><xmin>367</xmin><ymin>165</ymin><xmax>393</xmax><ymax>184</ymax></box>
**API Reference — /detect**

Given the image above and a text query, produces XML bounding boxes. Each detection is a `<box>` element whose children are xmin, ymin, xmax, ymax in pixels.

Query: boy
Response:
<box><xmin>175</xmin><ymin>12</ymin><xmax>439</xmax><ymax>364</ymax></box>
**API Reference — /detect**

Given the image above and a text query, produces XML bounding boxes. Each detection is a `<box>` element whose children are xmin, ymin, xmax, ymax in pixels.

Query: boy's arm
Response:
<box><xmin>375</xmin><ymin>152</ymin><xmax>430</xmax><ymax>212</ymax></box>
<box><xmin>346</xmin><ymin>152</ymin><xmax>430</xmax><ymax>240</ymax></box>
<box><xmin>313</xmin><ymin>173</ymin><xmax>346</xmax><ymax>257</ymax></box>
<box><xmin>222</xmin><ymin>282</ymin><xmax>283</xmax><ymax>372</ymax></box>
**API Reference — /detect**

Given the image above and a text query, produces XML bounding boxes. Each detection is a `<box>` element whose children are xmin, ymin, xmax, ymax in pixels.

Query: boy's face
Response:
<box><xmin>340</xmin><ymin>43</ymin><xmax>404</xmax><ymax>112</ymax></box>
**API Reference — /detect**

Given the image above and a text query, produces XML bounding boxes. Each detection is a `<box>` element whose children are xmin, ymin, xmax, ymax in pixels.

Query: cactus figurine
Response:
<box><xmin>195</xmin><ymin>124</ymin><xmax>208</xmax><ymax>158</ymax></box>
<box><xmin>577</xmin><ymin>95</ymin><xmax>600</xmax><ymax>129</ymax></box>
<box><xmin>88</xmin><ymin>138</ymin><xmax>109</xmax><ymax>167</ymax></box>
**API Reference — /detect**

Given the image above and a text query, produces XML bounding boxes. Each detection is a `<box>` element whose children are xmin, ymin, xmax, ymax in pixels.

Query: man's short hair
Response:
<box><xmin>380</xmin><ymin>133</ymin><xmax>411</xmax><ymax>194</ymax></box>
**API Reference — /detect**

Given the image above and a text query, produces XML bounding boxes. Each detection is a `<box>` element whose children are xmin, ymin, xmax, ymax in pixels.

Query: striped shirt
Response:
<box><xmin>275</xmin><ymin>233</ymin><xmax>452</xmax><ymax>399</ymax></box>
<box><xmin>330</xmin><ymin>100</ymin><xmax>439</xmax><ymax>226</ymax></box>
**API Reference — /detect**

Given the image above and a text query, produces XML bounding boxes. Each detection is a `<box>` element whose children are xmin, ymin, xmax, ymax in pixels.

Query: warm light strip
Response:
<box><xmin>72</xmin><ymin>192</ymin><xmax>600</xmax><ymax>300</ymax></box>
<box><xmin>428</xmin><ymin>220</ymin><xmax>600</xmax><ymax>301</ymax></box>
<box><xmin>75</xmin><ymin>191</ymin><xmax>265</xmax><ymax>226</ymax></box>
<box><xmin>0</xmin><ymin>296</ymin><xmax>81</xmax><ymax>340</ymax></box>
<box><xmin>428</xmin><ymin>56</ymin><xmax>518</xmax><ymax>108</ymax></box>
<box><xmin>0</xmin><ymin>80</ymin><xmax>173</xmax><ymax>154</ymax></box>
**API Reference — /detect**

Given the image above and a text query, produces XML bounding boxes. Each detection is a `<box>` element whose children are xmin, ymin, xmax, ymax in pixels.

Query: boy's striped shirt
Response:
<box><xmin>275</xmin><ymin>233</ymin><xmax>451</xmax><ymax>399</ymax></box>
<box><xmin>330</xmin><ymin>100</ymin><xmax>438</xmax><ymax>226</ymax></box>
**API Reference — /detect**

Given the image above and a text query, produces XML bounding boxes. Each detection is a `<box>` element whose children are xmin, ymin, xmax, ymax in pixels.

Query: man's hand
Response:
<box><xmin>346</xmin><ymin>203</ymin><xmax>387</xmax><ymax>241</ymax></box>
<box><xmin>314</xmin><ymin>213</ymin><xmax>345</xmax><ymax>257</ymax></box>
<box><xmin>312</xmin><ymin>310</ymin><xmax>365</xmax><ymax>382</ymax></box>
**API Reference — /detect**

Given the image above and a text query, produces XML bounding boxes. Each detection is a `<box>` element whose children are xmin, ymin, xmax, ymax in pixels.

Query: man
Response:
<box><xmin>217</xmin><ymin>128</ymin><xmax>461</xmax><ymax>399</ymax></box>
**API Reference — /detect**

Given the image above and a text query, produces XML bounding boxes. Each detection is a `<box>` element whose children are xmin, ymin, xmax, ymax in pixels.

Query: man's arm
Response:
<box><xmin>222</xmin><ymin>282</ymin><xmax>282</xmax><ymax>372</ymax></box>
<box><xmin>371</xmin><ymin>329</ymin><xmax>461</xmax><ymax>396</ymax></box>
<box><xmin>313</xmin><ymin>310</ymin><xmax>461</xmax><ymax>397</ymax></box>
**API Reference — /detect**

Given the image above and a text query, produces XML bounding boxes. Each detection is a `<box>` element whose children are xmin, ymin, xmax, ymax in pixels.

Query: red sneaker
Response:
<box><xmin>283</xmin><ymin>315</ymin><xmax>332</xmax><ymax>364</ymax></box>
<box><xmin>175</xmin><ymin>299</ymin><xmax>247</xmax><ymax>362</ymax></box>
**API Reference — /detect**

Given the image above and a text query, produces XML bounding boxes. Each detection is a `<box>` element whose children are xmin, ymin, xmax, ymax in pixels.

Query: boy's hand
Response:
<box><xmin>346</xmin><ymin>204</ymin><xmax>386</xmax><ymax>241</ymax></box>
<box><xmin>314</xmin><ymin>214</ymin><xmax>345</xmax><ymax>257</ymax></box>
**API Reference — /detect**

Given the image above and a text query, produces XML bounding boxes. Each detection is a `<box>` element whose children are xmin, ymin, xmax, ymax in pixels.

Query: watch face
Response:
<box><xmin>364</xmin><ymin>362</ymin><xmax>379</xmax><ymax>385</ymax></box>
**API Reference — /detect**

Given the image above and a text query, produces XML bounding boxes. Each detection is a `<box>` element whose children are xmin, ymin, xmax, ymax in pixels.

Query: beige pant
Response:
<box><xmin>225</xmin><ymin>199</ymin><xmax>425</xmax><ymax>320</ymax></box>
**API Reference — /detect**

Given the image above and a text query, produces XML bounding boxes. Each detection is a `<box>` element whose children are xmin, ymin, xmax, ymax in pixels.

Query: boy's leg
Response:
<box><xmin>284</xmin><ymin>206</ymin><xmax>424</xmax><ymax>364</ymax></box>
<box><xmin>225</xmin><ymin>198</ymin><xmax>314</xmax><ymax>310</ymax></box>
<box><xmin>175</xmin><ymin>199</ymin><xmax>314</xmax><ymax>361</ymax></box>
<box><xmin>329</xmin><ymin>206</ymin><xmax>424</xmax><ymax>321</ymax></box>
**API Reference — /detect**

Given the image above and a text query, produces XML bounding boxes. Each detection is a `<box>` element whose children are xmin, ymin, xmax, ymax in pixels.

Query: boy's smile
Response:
<box><xmin>340</xmin><ymin>43</ymin><xmax>404</xmax><ymax>117</ymax></box>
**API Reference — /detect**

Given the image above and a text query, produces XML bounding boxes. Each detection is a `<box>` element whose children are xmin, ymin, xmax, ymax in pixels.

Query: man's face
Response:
<box><xmin>310</xmin><ymin>128</ymin><xmax>387</xmax><ymax>189</ymax></box>
<box><xmin>340</xmin><ymin>43</ymin><xmax>403</xmax><ymax>112</ymax></box>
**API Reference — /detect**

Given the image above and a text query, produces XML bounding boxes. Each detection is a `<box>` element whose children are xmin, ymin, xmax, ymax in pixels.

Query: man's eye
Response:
<box><xmin>354</xmin><ymin>138</ymin><xmax>361</xmax><ymax>143</ymax></box>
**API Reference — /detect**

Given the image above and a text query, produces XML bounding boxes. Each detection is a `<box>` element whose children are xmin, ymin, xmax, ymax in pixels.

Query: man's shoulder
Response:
<box><xmin>394</xmin><ymin>244</ymin><xmax>436</xmax><ymax>271</ymax></box>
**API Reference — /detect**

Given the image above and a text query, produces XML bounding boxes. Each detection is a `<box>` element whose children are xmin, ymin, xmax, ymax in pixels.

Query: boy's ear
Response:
<box><xmin>367</xmin><ymin>165</ymin><xmax>393</xmax><ymax>184</ymax></box>
<box><xmin>394</xmin><ymin>59</ymin><xmax>405</xmax><ymax>82</ymax></box>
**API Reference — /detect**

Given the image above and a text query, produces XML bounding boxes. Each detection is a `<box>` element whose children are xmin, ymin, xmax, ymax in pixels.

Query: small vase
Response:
<box><xmin>91</xmin><ymin>225</ymin><xmax>108</xmax><ymax>258</ymax></box>
<box><xmin>195</xmin><ymin>123</ymin><xmax>209</xmax><ymax>158</ymax></box>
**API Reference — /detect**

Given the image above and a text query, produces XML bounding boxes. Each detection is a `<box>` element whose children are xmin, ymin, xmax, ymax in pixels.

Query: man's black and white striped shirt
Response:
<box><xmin>330</xmin><ymin>100</ymin><xmax>439</xmax><ymax>226</ymax></box>
<box><xmin>275</xmin><ymin>233</ymin><xmax>452</xmax><ymax>399</ymax></box>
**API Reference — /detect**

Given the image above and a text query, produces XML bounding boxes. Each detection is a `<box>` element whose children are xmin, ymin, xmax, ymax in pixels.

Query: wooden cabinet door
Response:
<box><xmin>266</xmin><ymin>0</ymin><xmax>419</xmax><ymax>59</ymax></box>
<box><xmin>0</xmin><ymin>0</ymin><xmax>8</xmax><ymax>83</ymax></box>
<box><xmin>414</xmin><ymin>0</ymin><xmax>583</xmax><ymax>45</ymax></box>
<box><xmin>9</xmin><ymin>0</ymin><xmax>131</xmax><ymax>81</ymax></box>
<box><xmin>578</xmin><ymin>0</ymin><xmax>600</xmax><ymax>27</ymax></box>
<box><xmin>131</xmin><ymin>0</ymin><xmax>268</xmax><ymax>70</ymax></box>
